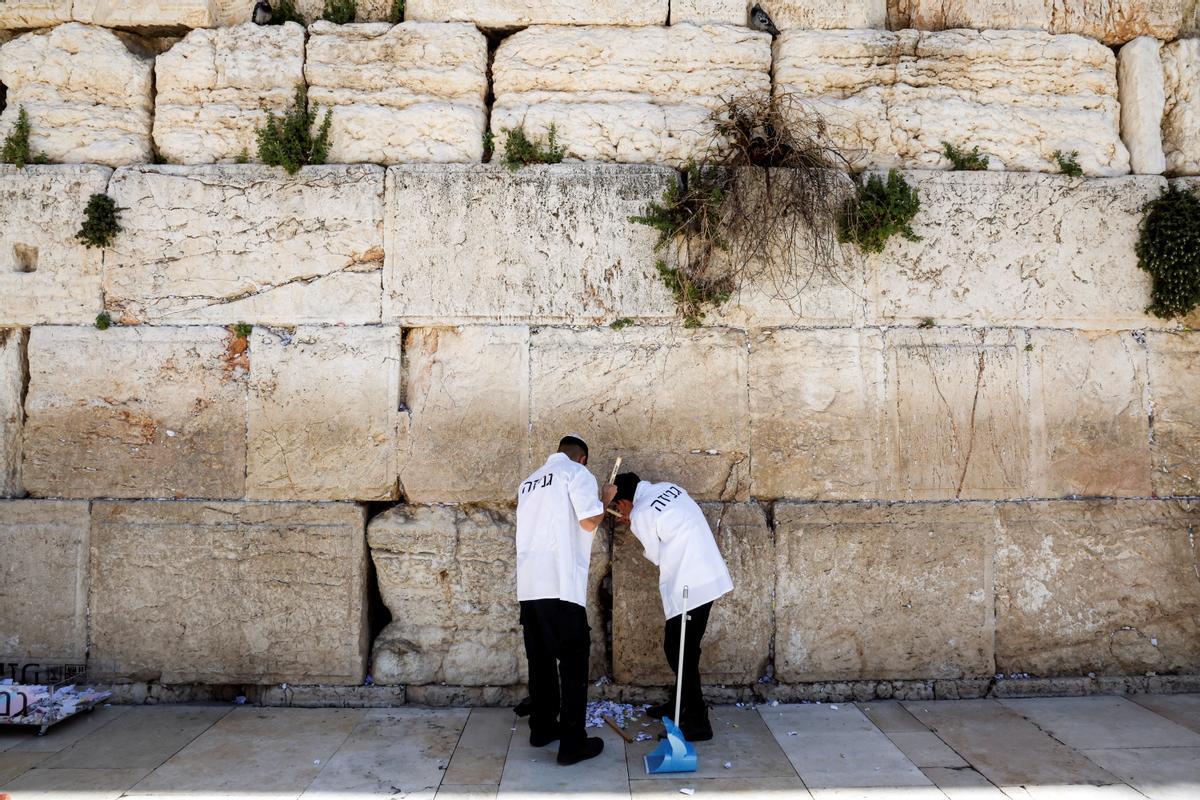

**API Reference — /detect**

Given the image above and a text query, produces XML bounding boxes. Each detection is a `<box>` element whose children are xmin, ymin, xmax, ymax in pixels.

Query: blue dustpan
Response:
<box><xmin>644</xmin><ymin>716</ymin><xmax>697</xmax><ymax>774</ymax></box>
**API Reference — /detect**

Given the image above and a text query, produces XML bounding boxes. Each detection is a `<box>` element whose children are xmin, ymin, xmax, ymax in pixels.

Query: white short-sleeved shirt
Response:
<box><xmin>629</xmin><ymin>480</ymin><xmax>734</xmax><ymax>619</ymax></box>
<box><xmin>515</xmin><ymin>452</ymin><xmax>605</xmax><ymax>608</ymax></box>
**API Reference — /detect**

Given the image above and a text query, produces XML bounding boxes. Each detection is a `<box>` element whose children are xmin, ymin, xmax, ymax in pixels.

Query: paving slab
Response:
<box><xmin>1082</xmin><ymin>747</ymin><xmax>1200</xmax><ymax>800</ymax></box>
<box><xmin>857</xmin><ymin>702</ymin><xmax>929</xmax><ymax>733</ymax></box>
<box><xmin>627</xmin><ymin>706</ymin><xmax>798</xmax><ymax>780</ymax></box>
<box><xmin>630</xmin><ymin>776</ymin><xmax>811</xmax><ymax>798</ymax></box>
<box><xmin>498</xmin><ymin>718</ymin><xmax>629</xmax><ymax>799</ymax></box>
<box><xmin>0</xmin><ymin>766</ymin><xmax>151</xmax><ymax>799</ymax></box>
<box><xmin>761</xmin><ymin>705</ymin><xmax>932</xmax><ymax>790</ymax></box>
<box><xmin>806</xmin><ymin>789</ymin><xmax>948</xmax><ymax>799</ymax></box>
<box><xmin>1000</xmin><ymin>785</ymin><xmax>1146</xmax><ymax>799</ymax></box>
<box><xmin>301</xmin><ymin>708</ymin><xmax>468</xmax><ymax>799</ymax></box>
<box><xmin>0</xmin><ymin>751</ymin><xmax>49</xmax><ymax>784</ymax></box>
<box><xmin>1000</xmin><ymin>697</ymin><xmax>1200</xmax><ymax>749</ymax></box>
<box><xmin>41</xmin><ymin>705</ymin><xmax>230</xmax><ymax>769</ymax></box>
<box><xmin>1130</xmin><ymin>694</ymin><xmax>1200</xmax><ymax>735</ymax></box>
<box><xmin>442</xmin><ymin>708</ymin><xmax>516</xmax><ymax>786</ymax></box>
<box><xmin>126</xmin><ymin>707</ymin><xmax>363</xmax><ymax>797</ymax></box>
<box><xmin>921</xmin><ymin>766</ymin><xmax>1007</xmax><ymax>799</ymax></box>
<box><xmin>436</xmin><ymin>785</ymin><xmax>500</xmax><ymax>800</ymax></box>
<box><xmin>902</xmin><ymin>699</ymin><xmax>1120</xmax><ymax>788</ymax></box>
<box><xmin>4</xmin><ymin>705</ymin><xmax>131</xmax><ymax>753</ymax></box>
<box><xmin>885</xmin><ymin>732</ymin><xmax>968</xmax><ymax>768</ymax></box>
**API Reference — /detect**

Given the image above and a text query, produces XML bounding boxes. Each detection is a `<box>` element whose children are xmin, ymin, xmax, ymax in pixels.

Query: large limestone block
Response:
<box><xmin>0</xmin><ymin>329</ymin><xmax>25</xmax><ymax>497</ymax></box>
<box><xmin>491</xmin><ymin>24</ymin><xmax>771</xmax><ymax>166</ymax></box>
<box><xmin>22</xmin><ymin>326</ymin><xmax>247</xmax><ymax>500</ymax></box>
<box><xmin>0</xmin><ymin>24</ymin><xmax>154</xmax><ymax>166</ymax></box>
<box><xmin>385</xmin><ymin>165</ymin><xmax>675</xmax><ymax>324</ymax></box>
<box><xmin>868</xmin><ymin>171</ymin><xmax>1165</xmax><ymax>328</ymax></box>
<box><xmin>398</xmin><ymin>326</ymin><xmax>529</xmax><ymax>504</ymax></box>
<box><xmin>528</xmin><ymin>328</ymin><xmax>750</xmax><ymax>501</ymax></box>
<box><xmin>613</xmin><ymin>502</ymin><xmax>772</xmax><ymax>685</ymax></box>
<box><xmin>405</xmin><ymin>0</ymin><xmax>667</xmax><ymax>26</ymax></box>
<box><xmin>104</xmin><ymin>165</ymin><xmax>384</xmax><ymax>325</ymax></box>
<box><xmin>775</xmin><ymin>29</ymin><xmax>1129</xmax><ymax>176</ymax></box>
<box><xmin>218</xmin><ymin>0</ymin><xmax>397</xmax><ymax>23</ymax></box>
<box><xmin>1163</xmin><ymin>39</ymin><xmax>1200</xmax><ymax>175</ymax></box>
<box><xmin>305</xmin><ymin>22</ymin><xmax>487</xmax><ymax>164</ymax></box>
<box><xmin>73</xmin><ymin>0</ymin><xmax>218</xmax><ymax>29</ymax></box>
<box><xmin>673</xmin><ymin>0</ymin><xmax>885</xmax><ymax>28</ymax></box>
<box><xmin>995</xmin><ymin>499</ymin><xmax>1200</xmax><ymax>676</ymax></box>
<box><xmin>90</xmin><ymin>500</ymin><xmax>368</xmax><ymax>684</ymax></box>
<box><xmin>153</xmin><ymin>23</ymin><xmax>305</xmax><ymax>164</ymax></box>
<box><xmin>0</xmin><ymin>500</ymin><xmax>89</xmax><ymax>660</ymax></box>
<box><xmin>1188</xmin><ymin>0</ymin><xmax>1200</xmax><ymax>34</ymax></box>
<box><xmin>247</xmin><ymin>326</ymin><xmax>401</xmax><ymax>501</ymax></box>
<box><xmin>1147</xmin><ymin>331</ymin><xmax>1200</xmax><ymax>496</ymax></box>
<box><xmin>888</xmin><ymin>0</ymin><xmax>1182</xmax><ymax>45</ymax></box>
<box><xmin>775</xmin><ymin>501</ymin><xmax>995</xmax><ymax>682</ymax></box>
<box><xmin>0</xmin><ymin>166</ymin><xmax>112</xmax><ymax>326</ymax></box>
<box><xmin>0</xmin><ymin>0</ymin><xmax>69</xmax><ymax>28</ymax></box>
<box><xmin>1118</xmin><ymin>37</ymin><xmax>1167</xmax><ymax>175</ymax></box>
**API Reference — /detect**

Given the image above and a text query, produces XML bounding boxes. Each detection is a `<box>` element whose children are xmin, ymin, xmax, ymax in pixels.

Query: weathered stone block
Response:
<box><xmin>0</xmin><ymin>328</ymin><xmax>25</xmax><ymax>497</ymax></box>
<box><xmin>1118</xmin><ymin>36</ymin><xmax>1167</xmax><ymax>176</ymax></box>
<box><xmin>215</xmin><ymin>0</ymin><xmax>397</xmax><ymax>23</ymax></box>
<box><xmin>0</xmin><ymin>24</ymin><xmax>154</xmax><ymax>166</ymax></box>
<box><xmin>405</xmin><ymin>0</ymin><xmax>667</xmax><ymax>26</ymax></box>
<box><xmin>305</xmin><ymin>22</ymin><xmax>487</xmax><ymax>164</ymax></box>
<box><xmin>613</xmin><ymin>502</ymin><xmax>772</xmax><ymax>685</ymax></box>
<box><xmin>73</xmin><ymin>0</ymin><xmax>218</xmax><ymax>29</ymax></box>
<box><xmin>90</xmin><ymin>500</ymin><xmax>368</xmax><ymax>684</ymax></box>
<box><xmin>1147</xmin><ymin>331</ymin><xmax>1200</xmax><ymax>496</ymax></box>
<box><xmin>384</xmin><ymin>165</ymin><xmax>675</xmax><ymax>324</ymax></box>
<box><xmin>247</xmin><ymin>326</ymin><xmax>401</xmax><ymax>501</ymax></box>
<box><xmin>153</xmin><ymin>23</ymin><xmax>304</xmax><ymax>164</ymax></box>
<box><xmin>888</xmin><ymin>0</ymin><xmax>1182</xmax><ymax>45</ymax></box>
<box><xmin>398</xmin><ymin>326</ymin><xmax>528</xmax><ymax>504</ymax></box>
<box><xmin>868</xmin><ymin>171</ymin><xmax>1165</xmax><ymax>328</ymax></box>
<box><xmin>0</xmin><ymin>0</ymin><xmax>70</xmax><ymax>29</ymax></box>
<box><xmin>0</xmin><ymin>500</ymin><xmax>89</xmax><ymax>660</ymax></box>
<box><xmin>0</xmin><ymin>165</ymin><xmax>111</xmax><ymax>326</ymax></box>
<box><xmin>528</xmin><ymin>328</ymin><xmax>750</xmax><ymax>501</ymax></box>
<box><xmin>491</xmin><ymin>24</ymin><xmax>771</xmax><ymax>166</ymax></box>
<box><xmin>995</xmin><ymin>499</ymin><xmax>1200</xmax><ymax>676</ymax></box>
<box><xmin>1163</xmin><ymin>39</ymin><xmax>1200</xmax><ymax>176</ymax></box>
<box><xmin>22</xmin><ymin>326</ymin><xmax>247</xmax><ymax>500</ymax></box>
<box><xmin>673</xmin><ymin>0</ymin><xmax>885</xmax><ymax>28</ymax></box>
<box><xmin>104</xmin><ymin>165</ymin><xmax>384</xmax><ymax>325</ymax></box>
<box><xmin>775</xmin><ymin>501</ymin><xmax>995</xmax><ymax>682</ymax></box>
<box><xmin>775</xmin><ymin>29</ymin><xmax>1129</xmax><ymax>176</ymax></box>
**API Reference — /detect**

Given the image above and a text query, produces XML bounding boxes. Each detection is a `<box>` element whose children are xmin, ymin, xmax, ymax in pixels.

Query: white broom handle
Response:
<box><xmin>674</xmin><ymin>585</ymin><xmax>689</xmax><ymax>725</ymax></box>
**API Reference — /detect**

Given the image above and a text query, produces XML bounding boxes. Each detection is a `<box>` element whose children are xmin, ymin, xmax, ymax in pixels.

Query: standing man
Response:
<box><xmin>611</xmin><ymin>472</ymin><xmax>733</xmax><ymax>742</ymax></box>
<box><xmin>516</xmin><ymin>435</ymin><xmax>616</xmax><ymax>765</ymax></box>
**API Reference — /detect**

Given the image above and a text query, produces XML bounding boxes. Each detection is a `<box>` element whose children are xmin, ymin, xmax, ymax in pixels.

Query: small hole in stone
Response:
<box><xmin>13</xmin><ymin>244</ymin><xmax>37</xmax><ymax>273</ymax></box>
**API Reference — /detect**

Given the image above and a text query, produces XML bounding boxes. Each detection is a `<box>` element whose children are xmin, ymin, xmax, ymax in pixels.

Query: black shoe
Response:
<box><xmin>657</xmin><ymin>719</ymin><xmax>714</xmax><ymax>742</ymax></box>
<box><xmin>557</xmin><ymin>736</ymin><xmax>604</xmax><ymax>765</ymax></box>
<box><xmin>645</xmin><ymin>701</ymin><xmax>672</xmax><ymax>719</ymax></box>
<box><xmin>514</xmin><ymin>696</ymin><xmax>532</xmax><ymax>718</ymax></box>
<box><xmin>529</xmin><ymin>724</ymin><xmax>559</xmax><ymax>747</ymax></box>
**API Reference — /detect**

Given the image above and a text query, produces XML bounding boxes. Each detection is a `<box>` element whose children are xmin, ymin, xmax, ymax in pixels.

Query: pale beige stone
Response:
<box><xmin>528</xmin><ymin>327</ymin><xmax>750</xmax><ymax>501</ymax></box>
<box><xmin>0</xmin><ymin>0</ymin><xmax>70</xmax><ymax>29</ymax></box>
<box><xmin>775</xmin><ymin>29</ymin><xmax>1129</xmax><ymax>176</ymax></box>
<box><xmin>0</xmin><ymin>328</ymin><xmax>25</xmax><ymax>497</ymax></box>
<box><xmin>304</xmin><ymin>22</ymin><xmax>487</xmax><ymax>164</ymax></box>
<box><xmin>491</xmin><ymin>24</ymin><xmax>771</xmax><ymax>166</ymax></box>
<box><xmin>405</xmin><ymin>0</ymin><xmax>666</xmax><ymax>26</ymax></box>
<box><xmin>888</xmin><ymin>0</ymin><xmax>1182</xmax><ymax>45</ymax></box>
<box><xmin>90</xmin><ymin>500</ymin><xmax>368</xmax><ymax>684</ymax></box>
<box><xmin>0</xmin><ymin>165</ymin><xmax>111</xmax><ymax>326</ymax></box>
<box><xmin>1147</xmin><ymin>331</ymin><xmax>1200</xmax><ymax>496</ymax></box>
<box><xmin>1119</xmin><ymin>37</ymin><xmax>1167</xmax><ymax>176</ymax></box>
<box><xmin>1188</xmin><ymin>0</ymin><xmax>1200</xmax><ymax>34</ymax></box>
<box><xmin>153</xmin><ymin>22</ymin><xmax>305</xmax><ymax>164</ymax></box>
<box><xmin>104</xmin><ymin>165</ymin><xmax>384</xmax><ymax>325</ymax></box>
<box><xmin>1163</xmin><ymin>39</ymin><xmax>1200</xmax><ymax>176</ymax></box>
<box><xmin>21</xmin><ymin>326</ymin><xmax>247</xmax><ymax>500</ymax></box>
<box><xmin>995</xmin><ymin>499</ymin><xmax>1200</xmax><ymax>676</ymax></box>
<box><xmin>247</xmin><ymin>326</ymin><xmax>401</xmax><ymax>501</ymax></box>
<box><xmin>673</xmin><ymin>0</ymin><xmax>885</xmax><ymax>28</ymax></box>
<box><xmin>774</xmin><ymin>501</ymin><xmax>995</xmax><ymax>682</ymax></box>
<box><xmin>0</xmin><ymin>500</ymin><xmax>88</xmax><ymax>660</ymax></box>
<box><xmin>868</xmin><ymin>171</ymin><xmax>1166</xmax><ymax>328</ymax></box>
<box><xmin>398</xmin><ymin>326</ymin><xmax>528</xmax><ymax>504</ymax></box>
<box><xmin>613</xmin><ymin>502</ymin><xmax>772</xmax><ymax>685</ymax></box>
<box><xmin>73</xmin><ymin>0</ymin><xmax>218</xmax><ymax>29</ymax></box>
<box><xmin>0</xmin><ymin>24</ymin><xmax>154</xmax><ymax>166</ymax></box>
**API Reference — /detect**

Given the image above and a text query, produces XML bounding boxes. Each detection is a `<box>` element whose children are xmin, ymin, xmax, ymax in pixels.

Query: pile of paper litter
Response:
<box><xmin>584</xmin><ymin>700</ymin><xmax>648</xmax><ymax>729</ymax></box>
<box><xmin>0</xmin><ymin>679</ymin><xmax>111</xmax><ymax>727</ymax></box>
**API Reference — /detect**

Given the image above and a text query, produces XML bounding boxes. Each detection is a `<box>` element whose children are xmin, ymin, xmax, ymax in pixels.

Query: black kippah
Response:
<box><xmin>614</xmin><ymin>472</ymin><xmax>641</xmax><ymax>503</ymax></box>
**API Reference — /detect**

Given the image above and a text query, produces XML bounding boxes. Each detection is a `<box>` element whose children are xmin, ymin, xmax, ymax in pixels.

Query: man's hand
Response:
<box><xmin>602</xmin><ymin>483</ymin><xmax>617</xmax><ymax>505</ymax></box>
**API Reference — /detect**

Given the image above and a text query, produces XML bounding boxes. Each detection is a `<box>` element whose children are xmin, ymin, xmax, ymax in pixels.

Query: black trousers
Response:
<box><xmin>663</xmin><ymin>601</ymin><xmax>713</xmax><ymax>726</ymax></box>
<box><xmin>520</xmin><ymin>598</ymin><xmax>591</xmax><ymax>748</ymax></box>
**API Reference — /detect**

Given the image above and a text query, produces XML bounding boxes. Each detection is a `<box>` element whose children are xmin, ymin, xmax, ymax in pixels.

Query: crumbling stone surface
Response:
<box><xmin>153</xmin><ymin>22</ymin><xmax>305</xmax><ymax>164</ymax></box>
<box><xmin>995</xmin><ymin>499</ymin><xmax>1200</xmax><ymax>677</ymax></box>
<box><xmin>0</xmin><ymin>500</ymin><xmax>89</xmax><ymax>660</ymax></box>
<box><xmin>673</xmin><ymin>0</ymin><xmax>885</xmax><ymax>28</ymax></box>
<box><xmin>21</xmin><ymin>326</ymin><xmax>247</xmax><ymax>500</ymax></box>
<box><xmin>491</xmin><ymin>24</ymin><xmax>771</xmax><ymax>166</ymax></box>
<box><xmin>1118</xmin><ymin>36</ymin><xmax>1167</xmax><ymax>176</ymax></box>
<box><xmin>774</xmin><ymin>29</ymin><xmax>1129</xmax><ymax>176</ymax></box>
<box><xmin>305</xmin><ymin>22</ymin><xmax>487</xmax><ymax>165</ymax></box>
<box><xmin>1163</xmin><ymin>38</ymin><xmax>1200</xmax><ymax>176</ymax></box>
<box><xmin>247</xmin><ymin>326</ymin><xmax>401</xmax><ymax>501</ymax></box>
<box><xmin>0</xmin><ymin>328</ymin><xmax>26</xmax><ymax>498</ymax></box>
<box><xmin>215</xmin><ymin>0</ymin><xmax>396</xmax><ymax>24</ymax></box>
<box><xmin>104</xmin><ymin>165</ymin><xmax>384</xmax><ymax>325</ymax></box>
<box><xmin>1147</xmin><ymin>331</ymin><xmax>1200</xmax><ymax>497</ymax></box>
<box><xmin>0</xmin><ymin>24</ymin><xmax>154</xmax><ymax>166</ymax></box>
<box><xmin>0</xmin><ymin>0</ymin><xmax>71</xmax><ymax>29</ymax></box>
<box><xmin>73</xmin><ymin>0</ymin><xmax>218</xmax><ymax>29</ymax></box>
<box><xmin>405</xmin><ymin>0</ymin><xmax>667</xmax><ymax>27</ymax></box>
<box><xmin>89</xmin><ymin>500</ymin><xmax>368</xmax><ymax>684</ymax></box>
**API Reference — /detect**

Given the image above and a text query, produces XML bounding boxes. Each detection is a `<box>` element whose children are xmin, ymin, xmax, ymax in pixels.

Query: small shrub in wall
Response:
<box><xmin>389</xmin><ymin>0</ymin><xmax>405</xmax><ymax>23</ymax></box>
<box><xmin>942</xmin><ymin>142</ymin><xmax>989</xmax><ymax>171</ymax></box>
<box><xmin>1054</xmin><ymin>150</ymin><xmax>1083</xmax><ymax>177</ymax></box>
<box><xmin>268</xmin><ymin>0</ymin><xmax>306</xmax><ymax>24</ymax></box>
<box><xmin>837</xmin><ymin>170</ymin><xmax>921</xmax><ymax>254</ymax></box>
<box><xmin>76</xmin><ymin>194</ymin><xmax>122</xmax><ymax>249</ymax></box>
<box><xmin>94</xmin><ymin>312</ymin><xmax>112</xmax><ymax>330</ymax></box>
<box><xmin>502</xmin><ymin>125</ymin><xmax>565</xmax><ymax>170</ymax></box>
<box><xmin>322</xmin><ymin>0</ymin><xmax>356</xmax><ymax>23</ymax></box>
<box><xmin>1136</xmin><ymin>187</ymin><xmax>1200</xmax><ymax>319</ymax></box>
<box><xmin>256</xmin><ymin>85</ymin><xmax>332</xmax><ymax>175</ymax></box>
<box><xmin>1</xmin><ymin>107</ymin><xmax>49</xmax><ymax>168</ymax></box>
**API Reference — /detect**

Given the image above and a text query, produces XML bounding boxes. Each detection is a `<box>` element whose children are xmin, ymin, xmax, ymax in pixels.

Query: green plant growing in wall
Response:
<box><xmin>942</xmin><ymin>142</ymin><xmax>989</xmax><ymax>171</ymax></box>
<box><xmin>1136</xmin><ymin>187</ymin><xmax>1200</xmax><ymax>319</ymax></box>
<box><xmin>94</xmin><ymin>312</ymin><xmax>112</xmax><ymax>330</ymax></box>
<box><xmin>1054</xmin><ymin>150</ymin><xmax>1083</xmax><ymax>177</ymax></box>
<box><xmin>268</xmin><ymin>0</ymin><xmax>306</xmax><ymax>24</ymax></box>
<box><xmin>322</xmin><ymin>0</ymin><xmax>356</xmax><ymax>23</ymax></box>
<box><xmin>482</xmin><ymin>129</ymin><xmax>494</xmax><ymax>162</ymax></box>
<box><xmin>256</xmin><ymin>85</ymin><xmax>332</xmax><ymax>175</ymax></box>
<box><xmin>235</xmin><ymin>148</ymin><xmax>250</xmax><ymax>164</ymax></box>
<box><xmin>389</xmin><ymin>0</ymin><xmax>405</xmax><ymax>23</ymax></box>
<box><xmin>837</xmin><ymin>170</ymin><xmax>921</xmax><ymax>254</ymax></box>
<box><xmin>502</xmin><ymin>125</ymin><xmax>565</xmax><ymax>170</ymax></box>
<box><xmin>1</xmin><ymin>107</ymin><xmax>49</xmax><ymax>168</ymax></box>
<box><xmin>76</xmin><ymin>193</ymin><xmax>122</xmax><ymax>249</ymax></box>
<box><xmin>233</xmin><ymin>322</ymin><xmax>253</xmax><ymax>339</ymax></box>
<box><xmin>609</xmin><ymin>317</ymin><xmax>634</xmax><ymax>330</ymax></box>
<box><xmin>918</xmin><ymin>317</ymin><xmax>935</xmax><ymax>329</ymax></box>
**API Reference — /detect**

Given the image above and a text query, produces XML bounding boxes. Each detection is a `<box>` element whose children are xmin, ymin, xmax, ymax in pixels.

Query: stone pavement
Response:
<box><xmin>1</xmin><ymin>695</ymin><xmax>1198</xmax><ymax>799</ymax></box>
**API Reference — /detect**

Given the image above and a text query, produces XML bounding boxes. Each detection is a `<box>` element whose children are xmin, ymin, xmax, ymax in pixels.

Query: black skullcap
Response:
<box><xmin>614</xmin><ymin>472</ymin><xmax>641</xmax><ymax>503</ymax></box>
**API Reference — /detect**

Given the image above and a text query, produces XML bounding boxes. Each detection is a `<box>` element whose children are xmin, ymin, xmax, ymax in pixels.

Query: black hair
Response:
<box><xmin>614</xmin><ymin>472</ymin><xmax>641</xmax><ymax>503</ymax></box>
<box><xmin>558</xmin><ymin>435</ymin><xmax>589</xmax><ymax>460</ymax></box>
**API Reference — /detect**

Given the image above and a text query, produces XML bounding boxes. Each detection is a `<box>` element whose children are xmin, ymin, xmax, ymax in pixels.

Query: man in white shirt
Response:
<box><xmin>516</xmin><ymin>435</ymin><xmax>616</xmax><ymax>765</ymax></box>
<box><xmin>611</xmin><ymin>472</ymin><xmax>734</xmax><ymax>742</ymax></box>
